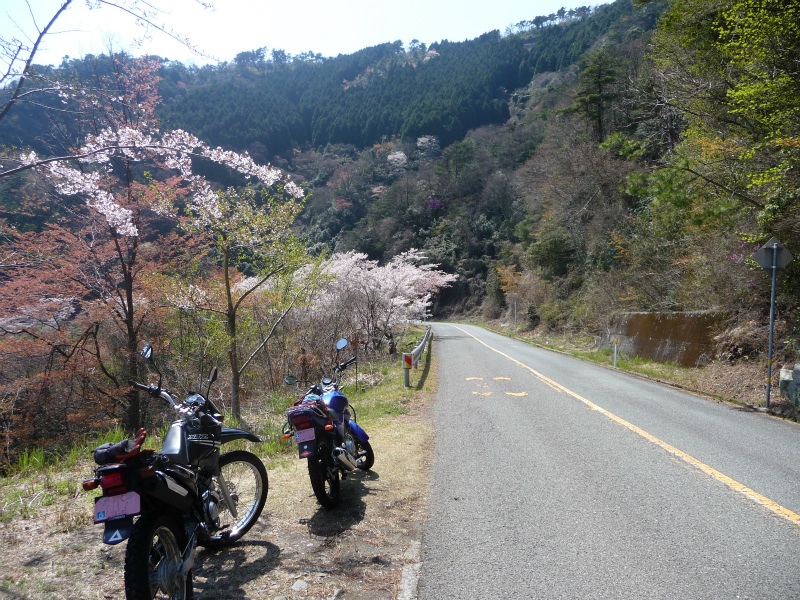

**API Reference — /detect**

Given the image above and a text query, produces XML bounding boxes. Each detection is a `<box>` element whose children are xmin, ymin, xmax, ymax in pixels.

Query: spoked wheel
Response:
<box><xmin>124</xmin><ymin>513</ymin><xmax>193</xmax><ymax>599</ymax></box>
<box><xmin>308</xmin><ymin>442</ymin><xmax>340</xmax><ymax>509</ymax></box>
<box><xmin>200</xmin><ymin>450</ymin><xmax>268</xmax><ymax>550</ymax></box>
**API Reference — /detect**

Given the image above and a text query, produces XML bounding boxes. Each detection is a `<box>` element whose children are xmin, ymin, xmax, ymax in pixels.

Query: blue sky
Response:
<box><xmin>3</xmin><ymin>0</ymin><xmax>606</xmax><ymax>67</ymax></box>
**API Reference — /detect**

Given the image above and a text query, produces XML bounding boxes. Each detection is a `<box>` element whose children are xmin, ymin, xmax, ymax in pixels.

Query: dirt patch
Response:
<box><xmin>0</xmin><ymin>408</ymin><xmax>432</xmax><ymax>599</ymax></box>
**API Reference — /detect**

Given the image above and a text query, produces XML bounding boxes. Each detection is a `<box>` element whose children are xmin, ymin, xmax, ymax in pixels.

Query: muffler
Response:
<box><xmin>333</xmin><ymin>447</ymin><xmax>358</xmax><ymax>470</ymax></box>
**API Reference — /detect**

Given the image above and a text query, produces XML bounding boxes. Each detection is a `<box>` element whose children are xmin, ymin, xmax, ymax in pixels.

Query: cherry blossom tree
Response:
<box><xmin>1</xmin><ymin>52</ymin><xmax>304</xmax><ymax>431</ymax></box>
<box><xmin>309</xmin><ymin>250</ymin><xmax>457</xmax><ymax>353</ymax></box>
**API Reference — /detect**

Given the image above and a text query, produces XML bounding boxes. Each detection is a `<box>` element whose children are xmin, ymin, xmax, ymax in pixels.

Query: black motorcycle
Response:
<box><xmin>283</xmin><ymin>338</ymin><xmax>374</xmax><ymax>509</ymax></box>
<box><xmin>82</xmin><ymin>342</ymin><xmax>268</xmax><ymax>599</ymax></box>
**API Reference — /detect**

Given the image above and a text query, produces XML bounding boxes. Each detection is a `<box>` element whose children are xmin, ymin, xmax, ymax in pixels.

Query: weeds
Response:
<box><xmin>15</xmin><ymin>447</ymin><xmax>45</xmax><ymax>473</ymax></box>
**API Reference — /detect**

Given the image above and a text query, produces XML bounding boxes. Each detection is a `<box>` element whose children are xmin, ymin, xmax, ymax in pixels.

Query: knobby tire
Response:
<box><xmin>124</xmin><ymin>513</ymin><xmax>193</xmax><ymax>600</ymax></box>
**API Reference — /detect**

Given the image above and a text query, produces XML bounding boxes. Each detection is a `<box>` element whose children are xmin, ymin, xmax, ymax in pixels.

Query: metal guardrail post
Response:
<box><xmin>403</xmin><ymin>326</ymin><xmax>431</xmax><ymax>387</ymax></box>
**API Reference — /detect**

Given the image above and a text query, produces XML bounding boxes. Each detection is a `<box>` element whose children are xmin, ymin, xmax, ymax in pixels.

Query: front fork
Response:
<box><xmin>179</xmin><ymin>525</ymin><xmax>199</xmax><ymax>578</ymax></box>
<box><xmin>216</xmin><ymin>470</ymin><xmax>238</xmax><ymax>519</ymax></box>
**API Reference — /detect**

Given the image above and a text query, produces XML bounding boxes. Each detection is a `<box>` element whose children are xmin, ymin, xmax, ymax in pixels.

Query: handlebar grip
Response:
<box><xmin>130</xmin><ymin>381</ymin><xmax>156</xmax><ymax>395</ymax></box>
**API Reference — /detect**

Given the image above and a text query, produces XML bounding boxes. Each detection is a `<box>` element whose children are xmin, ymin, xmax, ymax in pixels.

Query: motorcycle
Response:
<box><xmin>282</xmin><ymin>338</ymin><xmax>374</xmax><ymax>509</ymax></box>
<box><xmin>82</xmin><ymin>342</ymin><xmax>269</xmax><ymax>599</ymax></box>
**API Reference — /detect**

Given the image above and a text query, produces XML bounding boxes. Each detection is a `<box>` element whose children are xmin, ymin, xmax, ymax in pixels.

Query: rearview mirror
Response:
<box><xmin>335</xmin><ymin>338</ymin><xmax>348</xmax><ymax>351</ymax></box>
<box><xmin>284</xmin><ymin>375</ymin><xmax>298</xmax><ymax>386</ymax></box>
<box><xmin>140</xmin><ymin>342</ymin><xmax>153</xmax><ymax>360</ymax></box>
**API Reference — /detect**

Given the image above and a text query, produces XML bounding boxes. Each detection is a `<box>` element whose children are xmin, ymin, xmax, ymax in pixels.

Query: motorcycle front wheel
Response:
<box><xmin>308</xmin><ymin>441</ymin><xmax>340</xmax><ymax>509</ymax></box>
<box><xmin>200</xmin><ymin>450</ymin><xmax>269</xmax><ymax>550</ymax></box>
<box><xmin>124</xmin><ymin>513</ymin><xmax>193</xmax><ymax>600</ymax></box>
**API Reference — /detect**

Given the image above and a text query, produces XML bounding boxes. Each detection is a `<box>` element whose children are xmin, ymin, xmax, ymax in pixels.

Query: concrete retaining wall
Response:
<box><xmin>606</xmin><ymin>312</ymin><xmax>721</xmax><ymax>367</ymax></box>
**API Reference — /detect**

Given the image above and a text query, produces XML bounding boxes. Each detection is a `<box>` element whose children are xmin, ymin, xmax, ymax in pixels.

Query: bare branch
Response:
<box><xmin>0</xmin><ymin>0</ymin><xmax>74</xmax><ymax>123</ymax></box>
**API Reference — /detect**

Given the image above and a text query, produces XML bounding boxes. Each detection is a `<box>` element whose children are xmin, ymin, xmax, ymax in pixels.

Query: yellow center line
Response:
<box><xmin>453</xmin><ymin>325</ymin><xmax>800</xmax><ymax>528</ymax></box>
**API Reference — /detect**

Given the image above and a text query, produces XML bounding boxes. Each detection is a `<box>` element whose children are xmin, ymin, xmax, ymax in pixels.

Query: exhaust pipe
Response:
<box><xmin>333</xmin><ymin>447</ymin><xmax>358</xmax><ymax>471</ymax></box>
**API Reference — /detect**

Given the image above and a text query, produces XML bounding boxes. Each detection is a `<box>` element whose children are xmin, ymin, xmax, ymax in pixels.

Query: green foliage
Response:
<box><xmin>525</xmin><ymin>224</ymin><xmax>578</xmax><ymax>280</ymax></box>
<box><xmin>565</xmin><ymin>45</ymin><xmax>623</xmax><ymax>141</ymax></box>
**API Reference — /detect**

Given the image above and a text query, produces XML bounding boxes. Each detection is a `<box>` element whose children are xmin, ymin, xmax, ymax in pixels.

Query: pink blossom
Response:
<box><xmin>32</xmin><ymin>124</ymin><xmax>304</xmax><ymax>237</ymax></box>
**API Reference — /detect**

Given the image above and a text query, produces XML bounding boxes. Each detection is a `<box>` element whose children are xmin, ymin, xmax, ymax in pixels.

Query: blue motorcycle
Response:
<box><xmin>283</xmin><ymin>338</ymin><xmax>374</xmax><ymax>509</ymax></box>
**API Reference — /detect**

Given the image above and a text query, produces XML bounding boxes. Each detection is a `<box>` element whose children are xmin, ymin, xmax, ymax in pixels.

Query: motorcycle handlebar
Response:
<box><xmin>130</xmin><ymin>381</ymin><xmax>179</xmax><ymax>409</ymax></box>
<box><xmin>334</xmin><ymin>356</ymin><xmax>357</xmax><ymax>373</ymax></box>
<box><xmin>131</xmin><ymin>381</ymin><xmax>157</xmax><ymax>394</ymax></box>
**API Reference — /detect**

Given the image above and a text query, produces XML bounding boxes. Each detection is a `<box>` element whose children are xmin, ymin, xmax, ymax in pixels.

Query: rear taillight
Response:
<box><xmin>99</xmin><ymin>471</ymin><xmax>128</xmax><ymax>495</ymax></box>
<box><xmin>290</xmin><ymin>413</ymin><xmax>312</xmax><ymax>429</ymax></box>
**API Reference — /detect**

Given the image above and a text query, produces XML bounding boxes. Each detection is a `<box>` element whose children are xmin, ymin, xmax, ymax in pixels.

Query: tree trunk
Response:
<box><xmin>222</xmin><ymin>246</ymin><xmax>241</xmax><ymax>419</ymax></box>
<box><xmin>229</xmin><ymin>342</ymin><xmax>241</xmax><ymax>419</ymax></box>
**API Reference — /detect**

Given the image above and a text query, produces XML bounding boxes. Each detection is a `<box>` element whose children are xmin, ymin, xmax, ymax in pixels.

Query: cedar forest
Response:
<box><xmin>0</xmin><ymin>0</ymin><xmax>798</xmax><ymax>466</ymax></box>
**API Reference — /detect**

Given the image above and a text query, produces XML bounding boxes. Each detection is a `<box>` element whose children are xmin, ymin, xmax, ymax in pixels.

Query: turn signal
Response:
<box><xmin>324</xmin><ymin>423</ymin><xmax>334</xmax><ymax>431</ymax></box>
<box><xmin>281</xmin><ymin>433</ymin><xmax>293</xmax><ymax>441</ymax></box>
<box><xmin>82</xmin><ymin>478</ymin><xmax>99</xmax><ymax>491</ymax></box>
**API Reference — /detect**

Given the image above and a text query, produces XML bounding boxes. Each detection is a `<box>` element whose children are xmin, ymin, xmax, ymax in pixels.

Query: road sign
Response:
<box><xmin>752</xmin><ymin>237</ymin><xmax>793</xmax><ymax>272</ymax></box>
<box><xmin>750</xmin><ymin>238</ymin><xmax>793</xmax><ymax>409</ymax></box>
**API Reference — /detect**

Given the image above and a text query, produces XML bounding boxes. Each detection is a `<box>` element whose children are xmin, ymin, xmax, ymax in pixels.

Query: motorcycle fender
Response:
<box><xmin>221</xmin><ymin>427</ymin><xmax>261</xmax><ymax>444</ymax></box>
<box><xmin>349</xmin><ymin>421</ymin><xmax>369</xmax><ymax>443</ymax></box>
<box><xmin>102</xmin><ymin>516</ymin><xmax>134</xmax><ymax>545</ymax></box>
<box><xmin>298</xmin><ymin>439</ymin><xmax>316</xmax><ymax>458</ymax></box>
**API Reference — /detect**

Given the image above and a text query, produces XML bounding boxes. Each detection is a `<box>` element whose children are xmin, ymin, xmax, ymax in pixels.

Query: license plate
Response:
<box><xmin>295</xmin><ymin>428</ymin><xmax>315</xmax><ymax>443</ymax></box>
<box><xmin>94</xmin><ymin>491</ymin><xmax>141</xmax><ymax>523</ymax></box>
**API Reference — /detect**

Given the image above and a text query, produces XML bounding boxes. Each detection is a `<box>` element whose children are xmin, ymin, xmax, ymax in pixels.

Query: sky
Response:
<box><xmin>3</xmin><ymin>0</ymin><xmax>605</xmax><ymax>68</ymax></box>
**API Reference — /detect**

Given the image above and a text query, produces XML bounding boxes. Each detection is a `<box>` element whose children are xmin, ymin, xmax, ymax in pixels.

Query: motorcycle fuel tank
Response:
<box><xmin>162</xmin><ymin>420</ymin><xmax>220</xmax><ymax>467</ymax></box>
<box><xmin>322</xmin><ymin>390</ymin><xmax>348</xmax><ymax>420</ymax></box>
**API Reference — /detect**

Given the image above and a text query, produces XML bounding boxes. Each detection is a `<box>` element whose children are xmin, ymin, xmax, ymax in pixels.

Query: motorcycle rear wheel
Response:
<box><xmin>200</xmin><ymin>450</ymin><xmax>268</xmax><ymax>550</ymax></box>
<box><xmin>308</xmin><ymin>442</ymin><xmax>340</xmax><ymax>509</ymax></box>
<box><xmin>124</xmin><ymin>513</ymin><xmax>193</xmax><ymax>600</ymax></box>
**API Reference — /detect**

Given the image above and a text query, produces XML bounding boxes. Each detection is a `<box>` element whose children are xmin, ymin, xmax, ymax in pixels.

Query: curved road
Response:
<box><xmin>417</xmin><ymin>323</ymin><xmax>800</xmax><ymax>599</ymax></box>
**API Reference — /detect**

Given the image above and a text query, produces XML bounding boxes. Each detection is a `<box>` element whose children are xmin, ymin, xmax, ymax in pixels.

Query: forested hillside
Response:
<box><xmin>155</xmin><ymin>1</ymin><xmax>641</xmax><ymax>153</ymax></box>
<box><xmin>1</xmin><ymin>0</ymin><xmax>799</xmax><ymax>463</ymax></box>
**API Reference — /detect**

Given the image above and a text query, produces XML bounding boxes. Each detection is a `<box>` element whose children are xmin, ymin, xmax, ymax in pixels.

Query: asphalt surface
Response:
<box><xmin>417</xmin><ymin>323</ymin><xmax>800</xmax><ymax>599</ymax></box>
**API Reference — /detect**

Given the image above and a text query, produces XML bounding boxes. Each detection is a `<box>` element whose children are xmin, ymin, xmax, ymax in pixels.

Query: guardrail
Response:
<box><xmin>402</xmin><ymin>326</ymin><xmax>432</xmax><ymax>387</ymax></box>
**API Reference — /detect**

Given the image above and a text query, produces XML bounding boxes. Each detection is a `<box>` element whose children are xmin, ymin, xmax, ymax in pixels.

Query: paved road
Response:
<box><xmin>417</xmin><ymin>323</ymin><xmax>800</xmax><ymax>599</ymax></box>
